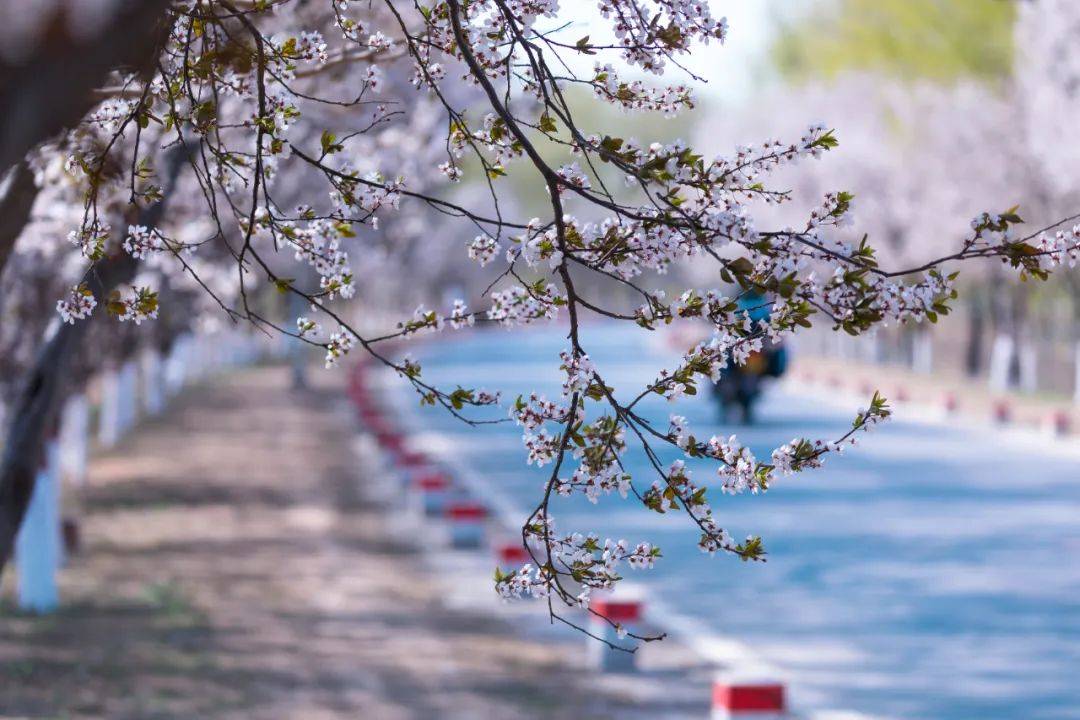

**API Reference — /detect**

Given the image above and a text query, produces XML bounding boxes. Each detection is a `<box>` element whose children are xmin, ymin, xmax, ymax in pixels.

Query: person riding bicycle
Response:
<box><xmin>713</xmin><ymin>290</ymin><xmax>787</xmax><ymax>423</ymax></box>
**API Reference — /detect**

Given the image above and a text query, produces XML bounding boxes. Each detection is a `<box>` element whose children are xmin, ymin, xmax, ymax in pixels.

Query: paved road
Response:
<box><xmin>395</xmin><ymin>325</ymin><xmax>1080</xmax><ymax>720</ymax></box>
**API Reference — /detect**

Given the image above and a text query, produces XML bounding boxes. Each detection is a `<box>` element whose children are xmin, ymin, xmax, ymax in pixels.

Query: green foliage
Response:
<box><xmin>494</xmin><ymin>85</ymin><xmax>696</xmax><ymax>215</ymax></box>
<box><xmin>734</xmin><ymin>536</ymin><xmax>766</xmax><ymax>562</ymax></box>
<box><xmin>771</xmin><ymin>0</ymin><xmax>1016</xmax><ymax>86</ymax></box>
<box><xmin>319</xmin><ymin>130</ymin><xmax>344</xmax><ymax>156</ymax></box>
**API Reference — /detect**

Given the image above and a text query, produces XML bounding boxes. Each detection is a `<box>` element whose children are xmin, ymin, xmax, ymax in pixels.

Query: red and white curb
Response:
<box><xmin>588</xmin><ymin>594</ymin><xmax>645</xmax><ymax>673</ymax></box>
<box><xmin>793</xmin><ymin>366</ymin><xmax>1078</xmax><ymax>442</ymax></box>
<box><xmin>351</xmin><ymin>360</ymin><xmax>877</xmax><ymax>719</ymax></box>
<box><xmin>410</xmin><ymin>470</ymin><xmax>452</xmax><ymax>518</ymax></box>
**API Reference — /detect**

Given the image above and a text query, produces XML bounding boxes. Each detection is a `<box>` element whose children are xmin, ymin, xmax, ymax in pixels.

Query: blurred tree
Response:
<box><xmin>761</xmin><ymin>0</ymin><xmax>1080</xmax><ymax>394</ymax></box>
<box><xmin>772</xmin><ymin>0</ymin><xmax>1016</xmax><ymax>86</ymax></box>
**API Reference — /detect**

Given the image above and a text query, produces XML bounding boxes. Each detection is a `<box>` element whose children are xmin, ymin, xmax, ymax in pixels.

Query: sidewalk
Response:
<box><xmin>792</xmin><ymin>354</ymin><xmax>1079</xmax><ymax>436</ymax></box>
<box><xmin>0</xmin><ymin>366</ymin><xmax>707</xmax><ymax>719</ymax></box>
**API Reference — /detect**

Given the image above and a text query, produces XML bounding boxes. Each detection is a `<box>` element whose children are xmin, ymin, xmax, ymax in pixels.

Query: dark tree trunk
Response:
<box><xmin>965</xmin><ymin>288</ymin><xmax>985</xmax><ymax>378</ymax></box>
<box><xmin>0</xmin><ymin>160</ymin><xmax>39</xmax><ymax>279</ymax></box>
<box><xmin>0</xmin><ymin>256</ymin><xmax>134</xmax><ymax>573</ymax></box>
<box><xmin>0</xmin><ymin>146</ymin><xmax>188</xmax><ymax>576</ymax></box>
<box><xmin>0</xmin><ymin>0</ymin><xmax>171</xmax><ymax>173</ymax></box>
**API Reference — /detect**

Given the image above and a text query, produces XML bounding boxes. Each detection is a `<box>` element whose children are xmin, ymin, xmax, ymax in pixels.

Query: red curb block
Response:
<box><xmin>495</xmin><ymin>543</ymin><xmax>530</xmax><ymax>565</ymax></box>
<box><xmin>712</xmin><ymin>682</ymin><xmax>786</xmax><ymax>715</ymax></box>
<box><xmin>942</xmin><ymin>392</ymin><xmax>958</xmax><ymax>414</ymax></box>
<box><xmin>1048</xmin><ymin>410</ymin><xmax>1071</xmax><ymax>436</ymax></box>
<box><xmin>414</xmin><ymin>472</ymin><xmax>450</xmax><ymax>491</ymax></box>
<box><xmin>445</xmin><ymin>502</ymin><xmax>487</xmax><ymax>521</ymax></box>
<box><xmin>591</xmin><ymin>597</ymin><xmax>642</xmax><ymax>624</ymax></box>
<box><xmin>993</xmin><ymin>400</ymin><xmax>1012</xmax><ymax>424</ymax></box>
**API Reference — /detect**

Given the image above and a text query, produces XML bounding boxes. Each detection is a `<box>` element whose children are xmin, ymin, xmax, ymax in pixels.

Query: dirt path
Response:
<box><xmin>1</xmin><ymin>366</ymin><xmax>695</xmax><ymax>719</ymax></box>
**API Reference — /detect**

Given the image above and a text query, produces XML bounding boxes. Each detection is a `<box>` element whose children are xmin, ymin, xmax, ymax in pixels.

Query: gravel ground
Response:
<box><xmin>0</xmin><ymin>365</ymin><xmax>710</xmax><ymax>720</ymax></box>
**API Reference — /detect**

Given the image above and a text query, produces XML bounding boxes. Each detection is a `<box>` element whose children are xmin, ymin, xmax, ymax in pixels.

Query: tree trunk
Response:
<box><xmin>0</xmin><ymin>145</ymin><xmax>188</xmax><ymax>576</ymax></box>
<box><xmin>0</xmin><ymin>252</ymin><xmax>133</xmax><ymax>573</ymax></box>
<box><xmin>964</xmin><ymin>291</ymin><xmax>985</xmax><ymax>378</ymax></box>
<box><xmin>0</xmin><ymin>160</ymin><xmax>39</xmax><ymax>279</ymax></box>
<box><xmin>141</xmin><ymin>347</ymin><xmax>166</xmax><ymax>416</ymax></box>
<box><xmin>0</xmin><ymin>0</ymin><xmax>171</xmax><ymax>173</ymax></box>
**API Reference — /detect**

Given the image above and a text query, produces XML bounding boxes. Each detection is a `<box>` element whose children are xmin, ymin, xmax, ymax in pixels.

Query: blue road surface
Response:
<box><xmin>393</xmin><ymin>324</ymin><xmax>1080</xmax><ymax>720</ymax></box>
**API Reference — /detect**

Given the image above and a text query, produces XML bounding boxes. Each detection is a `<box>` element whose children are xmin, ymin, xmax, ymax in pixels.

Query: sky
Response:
<box><xmin>558</xmin><ymin>1</ymin><xmax>810</xmax><ymax>105</ymax></box>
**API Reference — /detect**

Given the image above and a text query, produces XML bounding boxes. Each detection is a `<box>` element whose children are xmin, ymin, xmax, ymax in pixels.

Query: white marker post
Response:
<box><xmin>409</xmin><ymin>470</ymin><xmax>451</xmax><ymax>518</ymax></box>
<box><xmin>58</xmin><ymin>394</ymin><xmax>89</xmax><ymax>561</ymax></box>
<box><xmin>444</xmin><ymin>501</ymin><xmax>486</xmax><ymax>549</ymax></box>
<box><xmin>141</xmin><ymin>347</ymin><xmax>165</xmax><ymax>416</ymax></box>
<box><xmin>988</xmin><ymin>333</ymin><xmax>1015</xmax><ymax>391</ymax></box>
<box><xmin>119</xmin><ymin>360</ymin><xmax>138</xmax><ymax>435</ymax></box>
<box><xmin>1019</xmin><ymin>342</ymin><xmax>1038</xmax><ymax>393</ymax></box>
<box><xmin>912</xmin><ymin>330</ymin><xmax>933</xmax><ymax>374</ymax></box>
<box><xmin>59</xmin><ymin>394</ymin><xmax>89</xmax><ymax>487</ymax></box>
<box><xmin>15</xmin><ymin>440</ymin><xmax>61</xmax><ymax>613</ymax></box>
<box><xmin>588</xmin><ymin>595</ymin><xmax>643</xmax><ymax>673</ymax></box>
<box><xmin>1074</xmin><ymin>340</ymin><xmax>1080</xmax><ymax>405</ymax></box>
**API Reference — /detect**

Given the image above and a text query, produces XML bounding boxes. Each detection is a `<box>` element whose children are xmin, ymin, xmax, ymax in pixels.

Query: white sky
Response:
<box><xmin>552</xmin><ymin>2</ymin><xmax>809</xmax><ymax>106</ymax></box>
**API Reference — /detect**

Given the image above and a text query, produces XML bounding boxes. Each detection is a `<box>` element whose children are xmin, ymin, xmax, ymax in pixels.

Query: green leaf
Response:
<box><xmin>575</xmin><ymin>35</ymin><xmax>596</xmax><ymax>54</ymax></box>
<box><xmin>538</xmin><ymin>113</ymin><xmax>557</xmax><ymax>134</ymax></box>
<box><xmin>320</xmin><ymin>130</ymin><xmax>343</xmax><ymax>155</ymax></box>
<box><xmin>812</xmin><ymin>129</ymin><xmax>840</xmax><ymax>150</ymax></box>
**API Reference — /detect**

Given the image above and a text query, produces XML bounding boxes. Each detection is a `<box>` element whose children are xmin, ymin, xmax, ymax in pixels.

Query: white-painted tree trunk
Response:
<box><xmin>58</xmin><ymin>394</ymin><xmax>88</xmax><ymax>488</ymax></box>
<box><xmin>15</xmin><ymin>439</ymin><xmax>61</xmax><ymax>612</ymax></box>
<box><xmin>97</xmin><ymin>368</ymin><xmax>121</xmax><ymax>448</ymax></box>
<box><xmin>192</xmin><ymin>334</ymin><xmax>209</xmax><ymax>380</ymax></box>
<box><xmin>1019</xmin><ymin>342</ymin><xmax>1038</xmax><ymax>393</ymax></box>
<box><xmin>860</xmin><ymin>331</ymin><xmax>882</xmax><ymax>363</ymax></box>
<box><xmin>988</xmin><ymin>333</ymin><xmax>1015</xmax><ymax>391</ymax></box>
<box><xmin>164</xmin><ymin>334</ymin><xmax>191</xmax><ymax>396</ymax></box>
<box><xmin>118</xmin><ymin>360</ymin><xmax>138</xmax><ymax>436</ymax></box>
<box><xmin>141</xmin><ymin>348</ymin><xmax>165</xmax><ymax>416</ymax></box>
<box><xmin>913</xmin><ymin>330</ymin><xmax>934</xmax><ymax>374</ymax></box>
<box><xmin>98</xmin><ymin>363</ymin><xmax>137</xmax><ymax>446</ymax></box>
<box><xmin>830</xmin><ymin>331</ymin><xmax>845</xmax><ymax>359</ymax></box>
<box><xmin>226</xmin><ymin>331</ymin><xmax>242</xmax><ymax>366</ymax></box>
<box><xmin>1074</xmin><ymin>340</ymin><xmax>1080</xmax><ymax>405</ymax></box>
<box><xmin>273</xmin><ymin>325</ymin><xmax>291</xmax><ymax>360</ymax></box>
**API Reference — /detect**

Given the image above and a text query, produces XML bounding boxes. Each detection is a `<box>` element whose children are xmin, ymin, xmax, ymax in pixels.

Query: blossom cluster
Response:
<box><xmin>108</xmin><ymin>287</ymin><xmax>159</xmax><ymax>325</ymax></box>
<box><xmin>486</xmin><ymin>283</ymin><xmax>566</xmax><ymax>326</ymax></box>
<box><xmin>56</xmin><ymin>285</ymin><xmax>98</xmax><ymax>325</ymax></box>
<box><xmin>495</xmin><ymin>511</ymin><xmax>660</xmax><ymax>609</ymax></box>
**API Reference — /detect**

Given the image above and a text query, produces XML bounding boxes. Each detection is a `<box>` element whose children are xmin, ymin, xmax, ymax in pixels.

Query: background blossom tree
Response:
<box><xmin>743</xmin><ymin>0</ymin><xmax>1080</xmax><ymax>393</ymax></box>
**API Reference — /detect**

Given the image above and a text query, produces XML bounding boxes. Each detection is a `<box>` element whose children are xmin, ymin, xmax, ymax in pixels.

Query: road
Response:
<box><xmin>392</xmin><ymin>324</ymin><xmax>1080</xmax><ymax>720</ymax></box>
